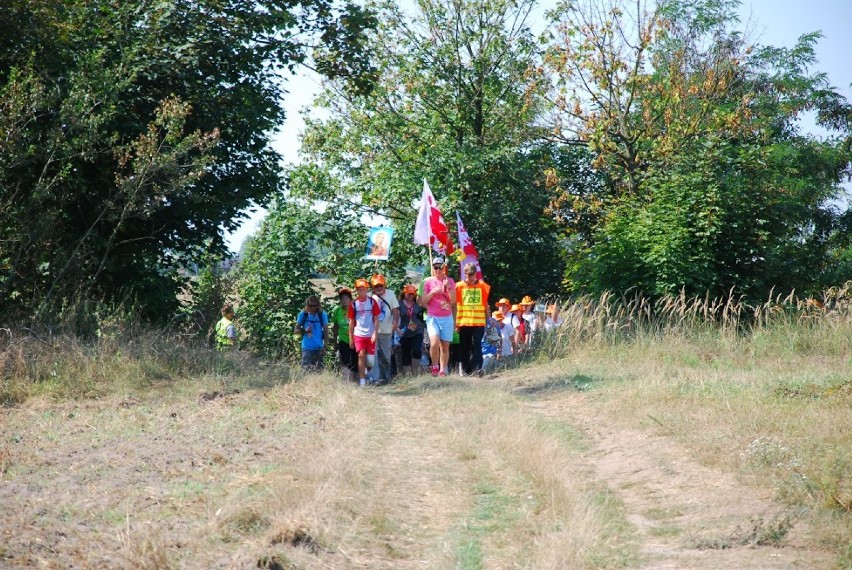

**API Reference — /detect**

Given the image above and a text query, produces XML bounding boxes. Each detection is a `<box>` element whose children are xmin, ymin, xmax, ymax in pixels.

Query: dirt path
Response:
<box><xmin>0</xmin><ymin>374</ymin><xmax>838</xmax><ymax>569</ymax></box>
<box><xmin>522</xmin><ymin>391</ymin><xmax>834</xmax><ymax>569</ymax></box>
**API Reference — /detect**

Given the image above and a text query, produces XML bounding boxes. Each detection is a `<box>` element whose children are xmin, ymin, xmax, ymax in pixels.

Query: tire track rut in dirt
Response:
<box><xmin>522</xmin><ymin>391</ymin><xmax>834</xmax><ymax>569</ymax></box>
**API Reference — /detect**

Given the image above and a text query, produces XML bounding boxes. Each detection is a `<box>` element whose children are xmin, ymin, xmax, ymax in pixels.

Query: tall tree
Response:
<box><xmin>545</xmin><ymin>0</ymin><xmax>852</xmax><ymax>298</ymax></box>
<box><xmin>284</xmin><ymin>0</ymin><xmax>579</xmax><ymax>301</ymax></box>
<box><xmin>0</xmin><ymin>0</ymin><xmax>375</xmax><ymax>323</ymax></box>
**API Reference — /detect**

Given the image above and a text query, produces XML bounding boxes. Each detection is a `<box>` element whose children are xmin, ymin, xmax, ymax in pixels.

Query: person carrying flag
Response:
<box><xmin>419</xmin><ymin>256</ymin><xmax>456</xmax><ymax>376</ymax></box>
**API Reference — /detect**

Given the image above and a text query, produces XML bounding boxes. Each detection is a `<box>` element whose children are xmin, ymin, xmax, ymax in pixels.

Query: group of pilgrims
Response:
<box><xmin>290</xmin><ymin>256</ymin><xmax>565</xmax><ymax>386</ymax></box>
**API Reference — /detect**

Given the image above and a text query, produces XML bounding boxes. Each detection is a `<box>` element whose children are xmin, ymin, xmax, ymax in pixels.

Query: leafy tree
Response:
<box><xmin>0</xmin><ymin>0</ymin><xmax>376</xmax><ymax>325</ymax></box>
<box><xmin>545</xmin><ymin>0</ymin><xmax>852</xmax><ymax>298</ymax></box>
<box><xmin>284</xmin><ymin>0</ymin><xmax>579</xmax><ymax>301</ymax></box>
<box><xmin>237</xmin><ymin>199</ymin><xmax>323</xmax><ymax>358</ymax></box>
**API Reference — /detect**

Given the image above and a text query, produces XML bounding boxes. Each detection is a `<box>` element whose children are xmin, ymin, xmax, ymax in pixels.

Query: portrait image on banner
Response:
<box><xmin>365</xmin><ymin>227</ymin><xmax>394</xmax><ymax>260</ymax></box>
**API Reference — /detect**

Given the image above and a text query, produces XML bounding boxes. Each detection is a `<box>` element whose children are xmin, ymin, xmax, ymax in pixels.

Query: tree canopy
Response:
<box><xmin>0</xmin><ymin>0</ymin><xmax>376</xmax><ymax>324</ymax></box>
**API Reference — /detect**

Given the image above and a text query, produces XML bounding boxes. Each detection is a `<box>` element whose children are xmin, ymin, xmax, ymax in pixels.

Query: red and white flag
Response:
<box><xmin>456</xmin><ymin>212</ymin><xmax>482</xmax><ymax>280</ymax></box>
<box><xmin>414</xmin><ymin>179</ymin><xmax>455</xmax><ymax>254</ymax></box>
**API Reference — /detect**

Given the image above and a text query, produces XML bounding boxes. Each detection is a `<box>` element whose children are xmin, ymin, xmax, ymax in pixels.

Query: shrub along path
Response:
<box><xmin>0</xmin><ymin>367</ymin><xmax>837</xmax><ymax>568</ymax></box>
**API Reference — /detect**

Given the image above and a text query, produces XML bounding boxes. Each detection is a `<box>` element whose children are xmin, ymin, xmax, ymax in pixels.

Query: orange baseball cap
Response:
<box><xmin>403</xmin><ymin>284</ymin><xmax>417</xmax><ymax>295</ymax></box>
<box><xmin>371</xmin><ymin>274</ymin><xmax>386</xmax><ymax>286</ymax></box>
<box><xmin>520</xmin><ymin>295</ymin><xmax>535</xmax><ymax>306</ymax></box>
<box><xmin>354</xmin><ymin>278</ymin><xmax>370</xmax><ymax>289</ymax></box>
<box><xmin>495</xmin><ymin>298</ymin><xmax>510</xmax><ymax>307</ymax></box>
<box><xmin>510</xmin><ymin>304</ymin><xmax>521</xmax><ymax>312</ymax></box>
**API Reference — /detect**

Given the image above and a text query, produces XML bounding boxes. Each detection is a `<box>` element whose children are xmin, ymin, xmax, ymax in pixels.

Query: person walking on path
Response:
<box><xmin>492</xmin><ymin>309</ymin><xmax>516</xmax><ymax>364</ymax></box>
<box><xmin>544</xmin><ymin>303</ymin><xmax>565</xmax><ymax>333</ymax></box>
<box><xmin>349</xmin><ymin>278</ymin><xmax>381</xmax><ymax>385</ymax></box>
<box><xmin>455</xmin><ymin>262</ymin><xmax>490</xmax><ymax>375</ymax></box>
<box><xmin>215</xmin><ymin>303</ymin><xmax>238</xmax><ymax>351</ymax></box>
<box><xmin>396</xmin><ymin>284</ymin><xmax>425</xmax><ymax>376</ymax></box>
<box><xmin>331</xmin><ymin>287</ymin><xmax>357</xmax><ymax>382</ymax></box>
<box><xmin>420</xmin><ymin>256</ymin><xmax>456</xmax><ymax>376</ymax></box>
<box><xmin>519</xmin><ymin>296</ymin><xmax>538</xmax><ymax>348</ymax></box>
<box><xmin>295</xmin><ymin>296</ymin><xmax>329</xmax><ymax>371</ymax></box>
<box><xmin>370</xmin><ymin>273</ymin><xmax>400</xmax><ymax>384</ymax></box>
<box><xmin>495</xmin><ymin>298</ymin><xmax>518</xmax><ymax>357</ymax></box>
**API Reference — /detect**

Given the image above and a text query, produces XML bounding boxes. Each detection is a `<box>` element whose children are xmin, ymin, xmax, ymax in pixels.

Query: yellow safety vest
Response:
<box><xmin>455</xmin><ymin>281</ymin><xmax>490</xmax><ymax>327</ymax></box>
<box><xmin>215</xmin><ymin>317</ymin><xmax>235</xmax><ymax>350</ymax></box>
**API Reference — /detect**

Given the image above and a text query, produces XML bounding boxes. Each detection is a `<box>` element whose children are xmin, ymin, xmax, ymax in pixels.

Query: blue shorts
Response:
<box><xmin>426</xmin><ymin>315</ymin><xmax>455</xmax><ymax>343</ymax></box>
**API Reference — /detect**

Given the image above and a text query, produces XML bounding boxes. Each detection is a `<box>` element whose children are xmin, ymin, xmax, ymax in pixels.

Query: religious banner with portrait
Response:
<box><xmin>364</xmin><ymin>227</ymin><xmax>394</xmax><ymax>261</ymax></box>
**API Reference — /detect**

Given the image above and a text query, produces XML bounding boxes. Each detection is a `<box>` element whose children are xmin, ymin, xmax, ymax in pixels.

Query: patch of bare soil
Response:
<box><xmin>523</xmin><ymin>392</ymin><xmax>835</xmax><ymax>569</ymax></box>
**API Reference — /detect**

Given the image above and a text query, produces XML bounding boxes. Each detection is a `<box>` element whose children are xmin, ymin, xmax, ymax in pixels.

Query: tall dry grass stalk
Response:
<box><xmin>0</xmin><ymin>326</ymin><xmax>291</xmax><ymax>405</ymax></box>
<box><xmin>533</xmin><ymin>286</ymin><xmax>851</xmax><ymax>566</ymax></box>
<box><xmin>538</xmin><ymin>283</ymin><xmax>852</xmax><ymax>359</ymax></box>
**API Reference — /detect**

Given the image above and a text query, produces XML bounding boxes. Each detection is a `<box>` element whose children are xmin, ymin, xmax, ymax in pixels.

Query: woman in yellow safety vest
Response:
<box><xmin>454</xmin><ymin>262</ymin><xmax>490</xmax><ymax>375</ymax></box>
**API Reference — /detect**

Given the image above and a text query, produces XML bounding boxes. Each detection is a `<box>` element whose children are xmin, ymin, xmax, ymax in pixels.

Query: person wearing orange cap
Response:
<box><xmin>544</xmin><ymin>303</ymin><xmax>564</xmax><ymax>334</ymax></box>
<box><xmin>519</xmin><ymin>295</ymin><xmax>538</xmax><ymax>348</ymax></box>
<box><xmin>510</xmin><ymin>304</ymin><xmax>527</xmax><ymax>349</ymax></box>
<box><xmin>494</xmin><ymin>299</ymin><xmax>517</xmax><ymax>357</ymax></box>
<box><xmin>420</xmin><ymin>256</ymin><xmax>457</xmax><ymax>376</ymax></box>
<box><xmin>397</xmin><ymin>284</ymin><xmax>425</xmax><ymax>376</ymax></box>
<box><xmin>492</xmin><ymin>309</ymin><xmax>515</xmax><ymax>361</ymax></box>
<box><xmin>370</xmin><ymin>273</ymin><xmax>399</xmax><ymax>384</ymax></box>
<box><xmin>455</xmin><ymin>262</ymin><xmax>490</xmax><ymax>375</ymax></box>
<box><xmin>349</xmin><ymin>278</ymin><xmax>381</xmax><ymax>385</ymax></box>
<box><xmin>331</xmin><ymin>287</ymin><xmax>357</xmax><ymax>382</ymax></box>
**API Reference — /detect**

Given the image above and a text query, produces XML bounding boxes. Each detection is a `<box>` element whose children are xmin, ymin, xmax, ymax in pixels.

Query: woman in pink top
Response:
<box><xmin>419</xmin><ymin>256</ymin><xmax>456</xmax><ymax>376</ymax></box>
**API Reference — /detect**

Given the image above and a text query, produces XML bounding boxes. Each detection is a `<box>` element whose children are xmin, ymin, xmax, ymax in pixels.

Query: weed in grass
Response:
<box><xmin>221</xmin><ymin>506</ymin><xmax>271</xmax><ymax>536</ymax></box>
<box><xmin>368</xmin><ymin>511</ymin><xmax>399</xmax><ymax>535</ymax></box>
<box><xmin>534</xmin><ymin>417</ymin><xmax>587</xmax><ymax>452</ymax></box>
<box><xmin>257</xmin><ymin>554</ymin><xmax>298</xmax><ymax>569</ymax></box>
<box><xmin>455</xmin><ymin>538</ymin><xmax>484</xmax><ymax>570</ymax></box>
<box><xmin>734</xmin><ymin>514</ymin><xmax>795</xmax><ymax>546</ymax></box>
<box><xmin>119</xmin><ymin>528</ymin><xmax>173</xmax><ymax>570</ymax></box>
<box><xmin>643</xmin><ymin>506</ymin><xmax>684</xmax><ymax>521</ymax></box>
<box><xmin>688</xmin><ymin>513</ymin><xmax>796</xmax><ymax>550</ymax></box>
<box><xmin>649</xmin><ymin>525</ymin><xmax>682</xmax><ymax>537</ymax></box>
<box><xmin>458</xmin><ymin>449</ymin><xmax>478</xmax><ymax>461</ymax></box>
<box><xmin>452</xmin><ymin>480</ymin><xmax>516</xmax><ymax>569</ymax></box>
<box><xmin>170</xmin><ymin>479</ymin><xmax>207</xmax><ymax>500</ymax></box>
<box><xmin>269</xmin><ymin>523</ymin><xmax>327</xmax><ymax>554</ymax></box>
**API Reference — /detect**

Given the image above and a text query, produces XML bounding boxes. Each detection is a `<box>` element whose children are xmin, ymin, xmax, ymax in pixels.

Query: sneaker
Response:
<box><xmin>438</xmin><ymin>370</ymin><xmax>446</xmax><ymax>377</ymax></box>
<box><xmin>431</xmin><ymin>365</ymin><xmax>439</xmax><ymax>377</ymax></box>
<box><xmin>359</xmin><ymin>378</ymin><xmax>366</xmax><ymax>386</ymax></box>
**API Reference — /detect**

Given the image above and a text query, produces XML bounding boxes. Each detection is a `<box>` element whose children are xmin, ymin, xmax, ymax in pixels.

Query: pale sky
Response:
<box><xmin>224</xmin><ymin>0</ymin><xmax>852</xmax><ymax>253</ymax></box>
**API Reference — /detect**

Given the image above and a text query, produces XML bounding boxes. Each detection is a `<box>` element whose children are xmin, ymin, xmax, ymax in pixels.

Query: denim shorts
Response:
<box><xmin>301</xmin><ymin>349</ymin><xmax>324</xmax><ymax>370</ymax></box>
<box><xmin>426</xmin><ymin>315</ymin><xmax>455</xmax><ymax>342</ymax></box>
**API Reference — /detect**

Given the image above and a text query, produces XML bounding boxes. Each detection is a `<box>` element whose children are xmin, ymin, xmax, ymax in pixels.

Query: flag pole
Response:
<box><xmin>424</xmin><ymin>178</ymin><xmax>433</xmax><ymax>268</ymax></box>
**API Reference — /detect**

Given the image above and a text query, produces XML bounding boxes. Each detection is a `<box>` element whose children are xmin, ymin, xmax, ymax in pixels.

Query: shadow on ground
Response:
<box><xmin>513</xmin><ymin>374</ymin><xmax>601</xmax><ymax>397</ymax></box>
<box><xmin>384</xmin><ymin>377</ymin><xmax>474</xmax><ymax>397</ymax></box>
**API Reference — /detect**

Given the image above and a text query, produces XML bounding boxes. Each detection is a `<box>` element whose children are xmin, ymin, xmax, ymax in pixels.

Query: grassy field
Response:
<box><xmin>1</xmin><ymin>294</ymin><xmax>850</xmax><ymax>568</ymax></box>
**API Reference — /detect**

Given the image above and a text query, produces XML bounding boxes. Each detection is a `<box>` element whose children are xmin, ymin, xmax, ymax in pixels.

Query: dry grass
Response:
<box><xmin>0</xmin><ymin>327</ymin><xmax>291</xmax><ymax>405</ymax></box>
<box><xmin>2</xmin><ymin>287</ymin><xmax>850</xmax><ymax>567</ymax></box>
<box><xmin>533</xmin><ymin>288</ymin><xmax>852</xmax><ymax>568</ymax></box>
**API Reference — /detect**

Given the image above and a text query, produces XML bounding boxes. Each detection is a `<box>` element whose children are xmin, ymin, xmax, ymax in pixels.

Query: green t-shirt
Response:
<box><xmin>330</xmin><ymin>305</ymin><xmax>350</xmax><ymax>343</ymax></box>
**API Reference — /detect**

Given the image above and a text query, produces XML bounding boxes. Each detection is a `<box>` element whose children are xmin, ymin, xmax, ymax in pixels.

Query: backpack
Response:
<box><xmin>372</xmin><ymin>293</ymin><xmax>391</xmax><ymax>322</ymax></box>
<box><xmin>298</xmin><ymin>311</ymin><xmax>326</xmax><ymax>341</ymax></box>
